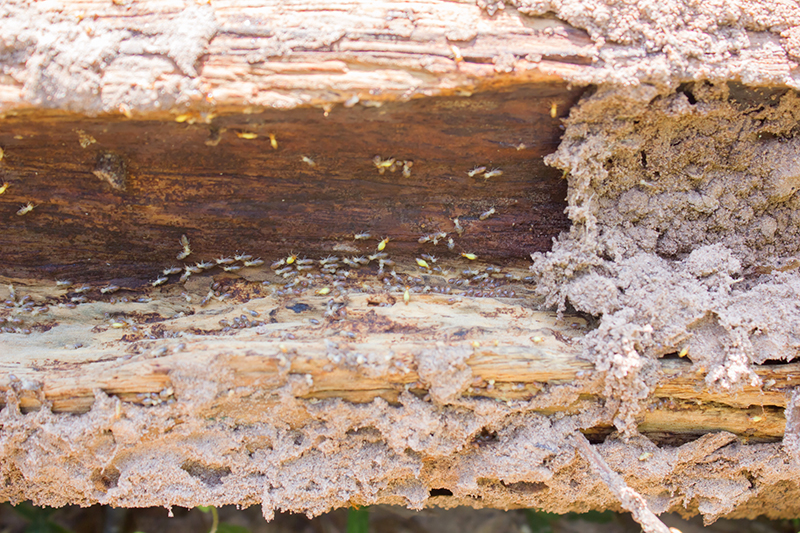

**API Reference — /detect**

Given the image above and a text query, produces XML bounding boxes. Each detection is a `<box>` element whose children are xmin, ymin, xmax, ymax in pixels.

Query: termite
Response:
<box><xmin>550</xmin><ymin>101</ymin><xmax>558</xmax><ymax>119</ymax></box>
<box><xmin>377</xmin><ymin>237</ymin><xmax>389</xmax><ymax>251</ymax></box>
<box><xmin>402</xmin><ymin>160</ymin><xmax>413</xmax><ymax>178</ymax></box>
<box><xmin>16</xmin><ymin>202</ymin><xmax>35</xmax><ymax>216</ymax></box>
<box><xmin>468</xmin><ymin>166</ymin><xmax>486</xmax><ymax>177</ymax></box>
<box><xmin>354</xmin><ymin>232</ymin><xmax>371</xmax><ymax>241</ymax></box>
<box><xmin>453</xmin><ymin>218</ymin><xmax>464</xmax><ymax>236</ymax></box>
<box><xmin>416</xmin><ymin>258</ymin><xmax>430</xmax><ymax>269</ymax></box>
<box><xmin>483</xmin><ymin>168</ymin><xmax>503</xmax><ymax>179</ymax></box>
<box><xmin>269</xmin><ymin>133</ymin><xmax>278</xmax><ymax>150</ymax></box>
<box><xmin>0</xmin><ymin>182</ymin><xmax>8</xmax><ymax>195</ymax></box>
<box><xmin>152</xmin><ymin>276</ymin><xmax>168</xmax><ymax>287</ymax></box>
<box><xmin>461</xmin><ymin>252</ymin><xmax>478</xmax><ymax>260</ymax></box>
<box><xmin>450</xmin><ymin>44</ymin><xmax>463</xmax><ymax>63</ymax></box>
<box><xmin>177</xmin><ymin>235</ymin><xmax>191</xmax><ymax>260</ymax></box>
<box><xmin>479</xmin><ymin>207</ymin><xmax>496</xmax><ymax>220</ymax></box>
<box><xmin>301</xmin><ymin>156</ymin><xmax>316</xmax><ymax>167</ymax></box>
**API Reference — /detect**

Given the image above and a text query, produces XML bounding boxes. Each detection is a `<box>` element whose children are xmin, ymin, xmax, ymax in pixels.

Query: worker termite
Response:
<box><xmin>368</xmin><ymin>252</ymin><xmax>388</xmax><ymax>261</ymax></box>
<box><xmin>447</xmin><ymin>238</ymin><xmax>455</xmax><ymax>250</ymax></box>
<box><xmin>319</xmin><ymin>256</ymin><xmax>339</xmax><ymax>265</ymax></box>
<box><xmin>372</xmin><ymin>156</ymin><xmax>396</xmax><ymax>174</ymax></box>
<box><xmin>296</xmin><ymin>264</ymin><xmax>314</xmax><ymax>271</ymax></box>
<box><xmin>179</xmin><ymin>267</ymin><xmax>192</xmax><ymax>283</ymax></box>
<box><xmin>483</xmin><ymin>168</ymin><xmax>503</xmax><ymax>179</ymax></box>
<box><xmin>402</xmin><ymin>160</ymin><xmax>413</xmax><ymax>178</ymax></box>
<box><xmin>100</xmin><ymin>285</ymin><xmax>120</xmax><ymax>294</ymax></box>
<box><xmin>74</xmin><ymin>285</ymin><xmax>91</xmax><ymax>293</ymax></box>
<box><xmin>152</xmin><ymin>276</ymin><xmax>168</xmax><ymax>287</ymax></box>
<box><xmin>177</xmin><ymin>235</ymin><xmax>191</xmax><ymax>260</ymax></box>
<box><xmin>195</xmin><ymin>260</ymin><xmax>214</xmax><ymax>270</ymax></box>
<box><xmin>163</xmin><ymin>266</ymin><xmax>182</xmax><ymax>276</ymax></box>
<box><xmin>377</xmin><ymin>237</ymin><xmax>389</xmax><ymax>251</ymax></box>
<box><xmin>269</xmin><ymin>133</ymin><xmax>278</xmax><ymax>150</ymax></box>
<box><xmin>467</xmin><ymin>166</ymin><xmax>486</xmax><ymax>178</ymax></box>
<box><xmin>243</xmin><ymin>258</ymin><xmax>264</xmax><ymax>267</ymax></box>
<box><xmin>16</xmin><ymin>202</ymin><xmax>35</xmax><ymax>216</ymax></box>
<box><xmin>462</xmin><ymin>252</ymin><xmax>478</xmax><ymax>260</ymax></box>
<box><xmin>354</xmin><ymin>232</ymin><xmax>371</xmax><ymax>241</ymax></box>
<box><xmin>296</xmin><ymin>258</ymin><xmax>315</xmax><ymax>266</ymax></box>
<box><xmin>275</xmin><ymin>266</ymin><xmax>293</xmax><ymax>276</ymax></box>
<box><xmin>222</xmin><ymin>264</ymin><xmax>242</xmax><ymax>272</ymax></box>
<box><xmin>301</xmin><ymin>156</ymin><xmax>316</xmax><ymax>167</ymax></box>
<box><xmin>421</xmin><ymin>253</ymin><xmax>437</xmax><ymax>263</ymax></box>
<box><xmin>479</xmin><ymin>207</ymin><xmax>496</xmax><ymax>220</ymax></box>
<box><xmin>55</xmin><ymin>280</ymin><xmax>72</xmax><ymax>288</ymax></box>
<box><xmin>215</xmin><ymin>256</ymin><xmax>234</xmax><ymax>265</ymax></box>
<box><xmin>234</xmin><ymin>252</ymin><xmax>252</xmax><ymax>262</ymax></box>
<box><xmin>0</xmin><ymin>182</ymin><xmax>8</xmax><ymax>195</ymax></box>
<box><xmin>453</xmin><ymin>218</ymin><xmax>464</xmax><ymax>236</ymax></box>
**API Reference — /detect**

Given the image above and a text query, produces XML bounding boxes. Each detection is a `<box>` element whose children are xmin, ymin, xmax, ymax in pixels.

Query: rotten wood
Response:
<box><xmin>0</xmin><ymin>86</ymin><xmax>578</xmax><ymax>282</ymax></box>
<box><xmin>1</xmin><ymin>284</ymin><xmax>794</xmax><ymax>442</ymax></box>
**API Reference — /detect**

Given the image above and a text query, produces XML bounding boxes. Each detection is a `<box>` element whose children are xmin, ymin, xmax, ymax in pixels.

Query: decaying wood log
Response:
<box><xmin>3</xmin><ymin>0</ymin><xmax>800</xmax><ymax>523</ymax></box>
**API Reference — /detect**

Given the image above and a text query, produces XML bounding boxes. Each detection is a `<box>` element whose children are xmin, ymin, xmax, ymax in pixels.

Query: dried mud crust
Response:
<box><xmin>532</xmin><ymin>82</ymin><xmax>800</xmax><ymax>439</ymax></box>
<box><xmin>2</xmin><ymin>388</ymin><xmax>799</xmax><ymax>523</ymax></box>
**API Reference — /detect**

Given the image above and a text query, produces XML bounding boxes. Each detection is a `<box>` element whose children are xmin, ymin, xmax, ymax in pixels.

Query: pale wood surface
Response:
<box><xmin>0</xmin><ymin>0</ymin><xmax>594</xmax><ymax>115</ymax></box>
<box><xmin>1</xmin><ymin>279</ymin><xmax>795</xmax><ymax>441</ymax></box>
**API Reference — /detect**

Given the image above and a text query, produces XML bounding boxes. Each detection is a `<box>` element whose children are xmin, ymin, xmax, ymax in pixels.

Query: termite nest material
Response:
<box><xmin>93</xmin><ymin>152</ymin><xmax>127</xmax><ymax>191</ymax></box>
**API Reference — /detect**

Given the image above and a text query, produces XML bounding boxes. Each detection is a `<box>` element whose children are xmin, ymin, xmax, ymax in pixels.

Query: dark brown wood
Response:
<box><xmin>0</xmin><ymin>86</ymin><xmax>580</xmax><ymax>283</ymax></box>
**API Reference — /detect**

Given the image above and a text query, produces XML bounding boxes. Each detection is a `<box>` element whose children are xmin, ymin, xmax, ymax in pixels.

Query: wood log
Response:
<box><xmin>3</xmin><ymin>0</ymin><xmax>800</xmax><ymax>522</ymax></box>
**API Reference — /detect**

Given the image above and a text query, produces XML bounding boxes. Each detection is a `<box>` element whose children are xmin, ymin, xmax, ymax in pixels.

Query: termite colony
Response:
<box><xmin>1</xmin><ymin>145</ymin><xmax>534</xmax><ymax>338</ymax></box>
<box><xmin>0</xmin><ymin>284</ymin><xmax>54</xmax><ymax>335</ymax></box>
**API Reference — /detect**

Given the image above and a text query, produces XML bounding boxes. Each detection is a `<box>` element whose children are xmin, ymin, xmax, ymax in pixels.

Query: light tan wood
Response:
<box><xmin>1</xmin><ymin>282</ymin><xmax>795</xmax><ymax>441</ymax></box>
<box><xmin>0</xmin><ymin>0</ymin><xmax>594</xmax><ymax>115</ymax></box>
